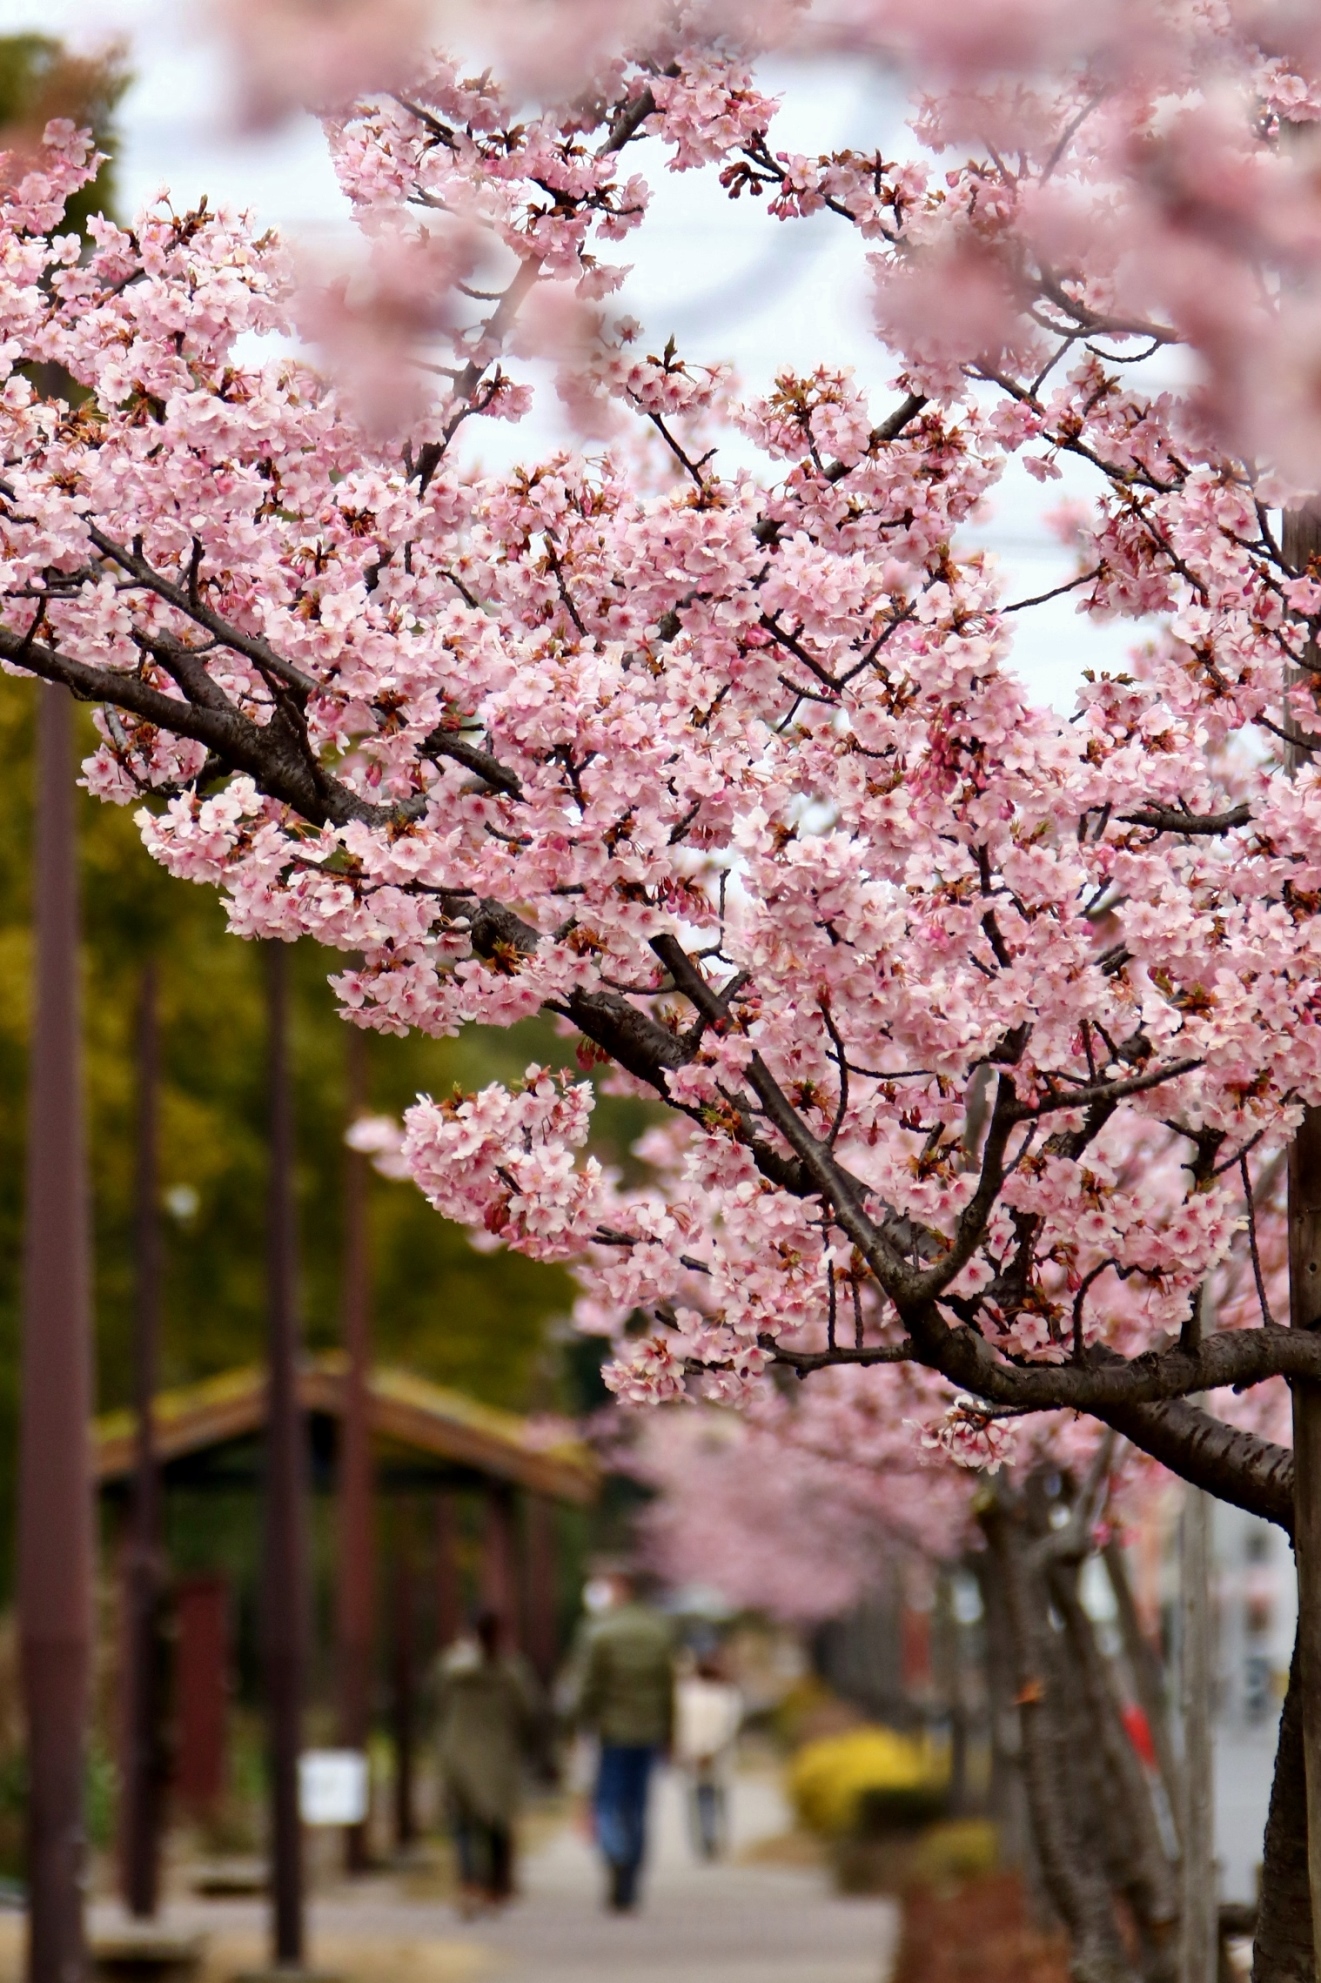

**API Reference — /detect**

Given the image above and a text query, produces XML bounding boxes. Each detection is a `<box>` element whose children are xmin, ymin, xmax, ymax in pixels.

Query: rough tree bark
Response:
<box><xmin>1102</xmin><ymin>1539</ymin><xmax>1183</xmax><ymax>1837</ymax></box>
<box><xmin>1283</xmin><ymin>500</ymin><xmax>1321</xmax><ymax>1976</ymax></box>
<box><xmin>1254</xmin><ymin>1641</ymin><xmax>1314</xmax><ymax>1983</ymax></box>
<box><xmin>979</xmin><ymin>1485</ymin><xmax>1140</xmax><ymax>1983</ymax></box>
<box><xmin>1178</xmin><ymin>1486</ymin><xmax>1216</xmax><ymax>1983</ymax></box>
<box><xmin>1049</xmin><ymin>1561</ymin><xmax>1179</xmax><ymax>1983</ymax></box>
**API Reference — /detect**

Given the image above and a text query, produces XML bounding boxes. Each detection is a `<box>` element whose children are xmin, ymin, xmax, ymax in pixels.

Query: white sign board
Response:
<box><xmin>298</xmin><ymin>1749</ymin><xmax>369</xmax><ymax>1827</ymax></box>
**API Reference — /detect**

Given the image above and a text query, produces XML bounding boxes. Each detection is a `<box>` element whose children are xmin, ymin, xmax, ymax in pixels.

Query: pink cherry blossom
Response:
<box><xmin>0</xmin><ymin>9</ymin><xmax>1318</xmax><ymax>1541</ymax></box>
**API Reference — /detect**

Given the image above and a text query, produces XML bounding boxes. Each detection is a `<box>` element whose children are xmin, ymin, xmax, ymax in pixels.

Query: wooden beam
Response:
<box><xmin>93</xmin><ymin>1356</ymin><xmax>599</xmax><ymax>1507</ymax></box>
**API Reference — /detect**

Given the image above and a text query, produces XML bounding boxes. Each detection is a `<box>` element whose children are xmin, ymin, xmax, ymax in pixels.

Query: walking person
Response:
<box><xmin>578</xmin><ymin>1570</ymin><xmax>675</xmax><ymax>1912</ymax></box>
<box><xmin>434</xmin><ymin>1610</ymin><xmax>540</xmax><ymax>1917</ymax></box>
<box><xmin>674</xmin><ymin>1651</ymin><xmax>743</xmax><ymax>1861</ymax></box>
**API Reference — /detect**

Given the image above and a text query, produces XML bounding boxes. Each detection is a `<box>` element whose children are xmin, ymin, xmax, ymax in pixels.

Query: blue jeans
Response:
<box><xmin>594</xmin><ymin>1743</ymin><xmax>657</xmax><ymax>1905</ymax></box>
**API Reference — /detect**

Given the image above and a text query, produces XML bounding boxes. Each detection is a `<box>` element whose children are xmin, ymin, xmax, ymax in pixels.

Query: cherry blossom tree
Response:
<box><xmin>618</xmin><ymin>1361</ymin><xmax>972</xmax><ymax>1620</ymax></box>
<box><xmin>4</xmin><ymin>3</ymin><xmax>1321</xmax><ymax>1971</ymax></box>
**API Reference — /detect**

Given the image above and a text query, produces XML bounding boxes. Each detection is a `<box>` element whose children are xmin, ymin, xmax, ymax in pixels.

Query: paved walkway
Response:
<box><xmin>89</xmin><ymin>1767</ymin><xmax>898</xmax><ymax>1983</ymax></box>
<box><xmin>441</xmin><ymin>1766</ymin><xmax>898</xmax><ymax>1983</ymax></box>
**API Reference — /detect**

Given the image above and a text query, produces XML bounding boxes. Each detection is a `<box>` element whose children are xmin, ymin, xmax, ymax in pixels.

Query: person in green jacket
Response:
<box><xmin>435</xmin><ymin>1610</ymin><xmax>540</xmax><ymax>1915</ymax></box>
<box><xmin>578</xmin><ymin>1572</ymin><xmax>675</xmax><ymax>1911</ymax></box>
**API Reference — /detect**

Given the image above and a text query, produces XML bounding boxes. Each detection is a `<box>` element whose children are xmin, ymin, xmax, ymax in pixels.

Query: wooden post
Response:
<box><xmin>436</xmin><ymin>1491</ymin><xmax>461</xmax><ymax>1654</ymax></box>
<box><xmin>337</xmin><ymin>1028</ymin><xmax>374</xmax><ymax>1876</ymax></box>
<box><xmin>390</xmin><ymin>1539</ymin><xmax>417</xmax><ymax>1853</ymax></box>
<box><xmin>481</xmin><ymin>1486</ymin><xmax>517</xmax><ymax>1641</ymax></box>
<box><xmin>523</xmin><ymin>1494</ymin><xmax>557</xmax><ymax>1685</ymax></box>
<box><xmin>19</xmin><ymin>683</ymin><xmax>94</xmax><ymax>1983</ymax></box>
<box><xmin>121</xmin><ymin>961</ymin><xmax>165</xmax><ymax>1919</ymax></box>
<box><xmin>261</xmin><ymin>943</ymin><xmax>306</xmax><ymax>1969</ymax></box>
<box><xmin>1179</xmin><ymin>1483</ymin><xmax>1216</xmax><ymax>1983</ymax></box>
<box><xmin>173</xmin><ymin>1575</ymin><xmax>230</xmax><ymax>1816</ymax></box>
<box><xmin>1283</xmin><ymin>505</ymin><xmax>1321</xmax><ymax>1972</ymax></box>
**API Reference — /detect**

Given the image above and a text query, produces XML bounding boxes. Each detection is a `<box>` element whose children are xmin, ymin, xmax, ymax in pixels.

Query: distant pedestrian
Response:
<box><xmin>434</xmin><ymin>1610</ymin><xmax>540</xmax><ymax>1916</ymax></box>
<box><xmin>577</xmin><ymin>1571</ymin><xmax>675</xmax><ymax>1912</ymax></box>
<box><xmin>674</xmin><ymin>1653</ymin><xmax>742</xmax><ymax>1860</ymax></box>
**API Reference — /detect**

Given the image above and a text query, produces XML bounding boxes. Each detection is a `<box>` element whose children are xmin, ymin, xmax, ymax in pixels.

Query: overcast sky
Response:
<box><xmin>0</xmin><ymin>0</ymin><xmax>1139</xmax><ymax>703</ymax></box>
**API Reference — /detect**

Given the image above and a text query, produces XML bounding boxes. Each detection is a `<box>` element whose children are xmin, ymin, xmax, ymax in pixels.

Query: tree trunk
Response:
<box><xmin>1252</xmin><ymin>1636</ymin><xmax>1314</xmax><ymax>1983</ymax></box>
<box><xmin>1049</xmin><ymin>1561</ymin><xmax>1179</xmax><ymax>1983</ymax></box>
<box><xmin>974</xmin><ymin>1550</ymin><xmax>1032</xmax><ymax>1875</ymax></box>
<box><xmin>980</xmin><ymin>1492</ymin><xmax>1138</xmax><ymax>1983</ymax></box>
<box><xmin>1103</xmin><ymin>1538</ymin><xmax>1183</xmax><ymax>1838</ymax></box>
<box><xmin>1290</xmin><ymin>1104</ymin><xmax>1321</xmax><ymax>1972</ymax></box>
<box><xmin>1283</xmin><ymin>502</ymin><xmax>1321</xmax><ymax>1969</ymax></box>
<box><xmin>1179</xmin><ymin>1486</ymin><xmax>1216</xmax><ymax>1983</ymax></box>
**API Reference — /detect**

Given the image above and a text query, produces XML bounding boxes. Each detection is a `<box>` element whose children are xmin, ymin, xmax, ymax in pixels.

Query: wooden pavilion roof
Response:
<box><xmin>93</xmin><ymin>1353</ymin><xmax>598</xmax><ymax>1506</ymax></box>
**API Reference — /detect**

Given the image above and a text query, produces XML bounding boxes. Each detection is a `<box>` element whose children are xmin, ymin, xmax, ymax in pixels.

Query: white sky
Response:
<box><xmin>0</xmin><ymin>0</ymin><xmax>1139</xmax><ymax>704</ymax></box>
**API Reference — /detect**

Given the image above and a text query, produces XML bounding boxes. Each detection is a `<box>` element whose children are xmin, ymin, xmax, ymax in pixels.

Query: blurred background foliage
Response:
<box><xmin>0</xmin><ymin>36</ymin><xmax>643</xmax><ymax>1603</ymax></box>
<box><xmin>0</xmin><ymin>32</ymin><xmax>126</xmax><ymax>227</ymax></box>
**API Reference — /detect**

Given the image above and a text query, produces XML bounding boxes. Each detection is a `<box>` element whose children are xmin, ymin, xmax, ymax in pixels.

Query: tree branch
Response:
<box><xmin>1118</xmin><ymin>804</ymin><xmax>1251</xmax><ymax>836</ymax></box>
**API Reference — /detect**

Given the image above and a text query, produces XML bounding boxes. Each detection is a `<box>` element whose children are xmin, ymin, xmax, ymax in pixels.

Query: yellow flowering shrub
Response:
<box><xmin>788</xmin><ymin>1725</ymin><xmax>949</xmax><ymax>1836</ymax></box>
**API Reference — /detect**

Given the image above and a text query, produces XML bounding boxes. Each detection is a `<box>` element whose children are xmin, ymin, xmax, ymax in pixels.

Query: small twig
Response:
<box><xmin>1241</xmin><ymin>1152</ymin><xmax>1277</xmax><ymax>1330</ymax></box>
<box><xmin>1002</xmin><ymin>566</ymin><xmax>1103</xmax><ymax>614</ymax></box>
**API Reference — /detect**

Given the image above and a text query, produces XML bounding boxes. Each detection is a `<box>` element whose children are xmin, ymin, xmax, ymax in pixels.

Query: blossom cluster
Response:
<box><xmin>1</xmin><ymin>5</ymin><xmax>1320</xmax><ymax>1477</ymax></box>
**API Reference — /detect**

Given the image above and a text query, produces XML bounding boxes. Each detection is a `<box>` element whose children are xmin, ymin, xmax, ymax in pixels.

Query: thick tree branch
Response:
<box><xmin>1118</xmin><ymin>804</ymin><xmax>1251</xmax><ymax>836</ymax></box>
<box><xmin>421</xmin><ymin>727</ymin><xmax>524</xmax><ymax>798</ymax></box>
<box><xmin>1094</xmin><ymin>1395</ymin><xmax>1295</xmax><ymax>1533</ymax></box>
<box><xmin>0</xmin><ymin>624</ymin><xmax>381</xmax><ymax>829</ymax></box>
<box><xmin>783</xmin><ymin>1312</ymin><xmax>1321</xmax><ymax>1426</ymax></box>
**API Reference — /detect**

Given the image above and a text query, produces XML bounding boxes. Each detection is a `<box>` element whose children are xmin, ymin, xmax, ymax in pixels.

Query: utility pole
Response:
<box><xmin>121</xmin><ymin>961</ymin><xmax>164</xmax><ymax>1918</ymax></box>
<box><xmin>261</xmin><ymin>942</ymin><xmax>306</xmax><ymax>1970</ymax></box>
<box><xmin>337</xmin><ymin>1027</ymin><xmax>374</xmax><ymax>1875</ymax></box>
<box><xmin>18</xmin><ymin>683</ymin><xmax>94</xmax><ymax>1983</ymax></box>
<box><xmin>1283</xmin><ymin>505</ymin><xmax>1321</xmax><ymax>1965</ymax></box>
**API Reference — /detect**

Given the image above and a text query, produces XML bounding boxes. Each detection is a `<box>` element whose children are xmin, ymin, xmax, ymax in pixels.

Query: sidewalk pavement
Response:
<box><xmin>88</xmin><ymin>1765</ymin><xmax>898</xmax><ymax>1983</ymax></box>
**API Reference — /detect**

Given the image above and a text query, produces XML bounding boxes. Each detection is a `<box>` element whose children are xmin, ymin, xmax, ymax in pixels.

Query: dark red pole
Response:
<box><xmin>262</xmin><ymin>942</ymin><xmax>305</xmax><ymax>1968</ymax></box>
<box><xmin>524</xmin><ymin>1494</ymin><xmax>558</xmax><ymax>1686</ymax></box>
<box><xmin>121</xmin><ymin>961</ymin><xmax>164</xmax><ymax>1917</ymax></box>
<box><xmin>337</xmin><ymin>1027</ymin><xmax>374</xmax><ymax>1875</ymax></box>
<box><xmin>18</xmin><ymin>683</ymin><xmax>94</xmax><ymax>1983</ymax></box>
<box><xmin>435</xmin><ymin>1491</ymin><xmax>460</xmax><ymax>1654</ymax></box>
<box><xmin>481</xmin><ymin>1487</ymin><xmax>517</xmax><ymax>1643</ymax></box>
<box><xmin>390</xmin><ymin>1536</ymin><xmax>417</xmax><ymax>1853</ymax></box>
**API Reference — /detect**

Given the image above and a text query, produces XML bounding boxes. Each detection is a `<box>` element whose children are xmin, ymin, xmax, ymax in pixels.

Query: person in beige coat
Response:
<box><xmin>435</xmin><ymin>1610</ymin><xmax>540</xmax><ymax>1914</ymax></box>
<box><xmin>674</xmin><ymin>1653</ymin><xmax>743</xmax><ymax>1860</ymax></box>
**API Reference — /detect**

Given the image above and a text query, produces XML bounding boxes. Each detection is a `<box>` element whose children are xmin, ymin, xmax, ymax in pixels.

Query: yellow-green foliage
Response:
<box><xmin>910</xmin><ymin>1818</ymin><xmax>999</xmax><ymax>1885</ymax></box>
<box><xmin>770</xmin><ymin>1673</ymin><xmax>840</xmax><ymax>1746</ymax></box>
<box><xmin>789</xmin><ymin>1725</ymin><xmax>949</xmax><ymax>1836</ymax></box>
